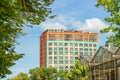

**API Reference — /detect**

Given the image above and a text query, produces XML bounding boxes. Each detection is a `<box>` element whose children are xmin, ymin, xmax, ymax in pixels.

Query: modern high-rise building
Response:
<box><xmin>40</xmin><ymin>29</ymin><xmax>98</xmax><ymax>71</ymax></box>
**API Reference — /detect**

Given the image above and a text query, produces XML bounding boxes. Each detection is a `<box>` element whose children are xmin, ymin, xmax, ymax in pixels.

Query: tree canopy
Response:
<box><xmin>57</xmin><ymin>69</ymin><xmax>69</xmax><ymax>80</ymax></box>
<box><xmin>11</xmin><ymin>72</ymin><xmax>29</xmax><ymax>80</ymax></box>
<box><xmin>11</xmin><ymin>67</ymin><xmax>58</xmax><ymax>80</ymax></box>
<box><xmin>96</xmin><ymin>0</ymin><xmax>120</xmax><ymax>46</ymax></box>
<box><xmin>67</xmin><ymin>60</ymin><xmax>89</xmax><ymax>80</ymax></box>
<box><xmin>10</xmin><ymin>62</ymin><xmax>89</xmax><ymax>80</ymax></box>
<box><xmin>0</xmin><ymin>0</ymin><xmax>54</xmax><ymax>78</ymax></box>
<box><xmin>29</xmin><ymin>67</ymin><xmax>57</xmax><ymax>80</ymax></box>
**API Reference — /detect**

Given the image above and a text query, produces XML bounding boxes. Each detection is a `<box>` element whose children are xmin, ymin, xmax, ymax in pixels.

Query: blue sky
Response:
<box><xmin>4</xmin><ymin>0</ymin><xmax>111</xmax><ymax>79</ymax></box>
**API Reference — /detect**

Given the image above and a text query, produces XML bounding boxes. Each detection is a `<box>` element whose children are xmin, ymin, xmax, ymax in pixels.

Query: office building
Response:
<box><xmin>40</xmin><ymin>29</ymin><xmax>98</xmax><ymax>71</ymax></box>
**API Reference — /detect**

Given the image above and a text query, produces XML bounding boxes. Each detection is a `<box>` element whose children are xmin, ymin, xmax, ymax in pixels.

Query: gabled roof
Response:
<box><xmin>79</xmin><ymin>55</ymin><xmax>94</xmax><ymax>65</ymax></box>
<box><xmin>78</xmin><ymin>46</ymin><xmax>120</xmax><ymax>65</ymax></box>
<box><xmin>90</xmin><ymin>46</ymin><xmax>120</xmax><ymax>63</ymax></box>
<box><xmin>103</xmin><ymin>47</ymin><xmax>119</xmax><ymax>54</ymax></box>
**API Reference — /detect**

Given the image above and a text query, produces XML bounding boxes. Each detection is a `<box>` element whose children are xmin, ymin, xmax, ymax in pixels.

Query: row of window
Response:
<box><xmin>49</xmin><ymin>60</ymin><xmax>75</xmax><ymax>64</ymax></box>
<box><xmin>48</xmin><ymin>47</ymin><xmax>96</xmax><ymax>52</ymax></box>
<box><xmin>49</xmin><ymin>34</ymin><xmax>97</xmax><ymax>42</ymax></box>
<box><xmin>49</xmin><ymin>56</ymin><xmax>76</xmax><ymax>60</ymax></box>
<box><xmin>48</xmin><ymin>65</ymin><xmax>73</xmax><ymax>70</ymax></box>
<box><xmin>49</xmin><ymin>51</ymin><xmax>96</xmax><ymax>55</ymax></box>
<box><xmin>48</xmin><ymin>43</ymin><xmax>97</xmax><ymax>47</ymax></box>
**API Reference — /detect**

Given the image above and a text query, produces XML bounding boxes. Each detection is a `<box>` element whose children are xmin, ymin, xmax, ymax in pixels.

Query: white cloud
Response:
<box><xmin>40</xmin><ymin>21</ymin><xmax>67</xmax><ymax>30</ymax></box>
<box><xmin>80</xmin><ymin>18</ymin><xmax>107</xmax><ymax>33</ymax></box>
<box><xmin>40</xmin><ymin>16</ymin><xmax>107</xmax><ymax>33</ymax></box>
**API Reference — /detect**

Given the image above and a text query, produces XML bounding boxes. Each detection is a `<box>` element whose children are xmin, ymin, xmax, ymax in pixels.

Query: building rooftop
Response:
<box><xmin>43</xmin><ymin>29</ymin><xmax>97</xmax><ymax>34</ymax></box>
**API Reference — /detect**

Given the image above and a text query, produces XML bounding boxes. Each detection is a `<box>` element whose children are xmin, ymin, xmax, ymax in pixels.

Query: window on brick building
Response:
<box><xmin>54</xmin><ymin>43</ymin><xmax>57</xmax><ymax>46</ymax></box>
<box><xmin>54</xmin><ymin>52</ymin><xmax>57</xmax><ymax>55</ymax></box>
<box><xmin>49</xmin><ymin>47</ymin><xmax>52</xmax><ymax>51</ymax></box>
<box><xmin>49</xmin><ymin>52</ymin><xmax>52</xmax><ymax>55</ymax></box>
<box><xmin>90</xmin><ymin>36</ymin><xmax>96</xmax><ymax>42</ymax></box>
<box><xmin>49</xmin><ymin>34</ymin><xmax>56</xmax><ymax>40</ymax></box>
<box><xmin>49</xmin><ymin>43</ymin><xmax>52</xmax><ymax>46</ymax></box>
<box><xmin>84</xmin><ymin>35</ymin><xmax>88</xmax><ymax>41</ymax></box>
<box><xmin>65</xmin><ymin>34</ymin><xmax>72</xmax><ymax>41</ymax></box>
<box><xmin>84</xmin><ymin>44</ymin><xmax>88</xmax><ymax>47</ymax></box>
<box><xmin>58</xmin><ymin>34</ymin><xmax>63</xmax><ymax>40</ymax></box>
<box><xmin>75</xmin><ymin>35</ymin><xmax>82</xmax><ymax>41</ymax></box>
<box><xmin>79</xmin><ymin>43</ymin><xmax>83</xmax><ymax>47</ymax></box>
<box><xmin>93</xmin><ymin>44</ymin><xmax>96</xmax><ymax>47</ymax></box>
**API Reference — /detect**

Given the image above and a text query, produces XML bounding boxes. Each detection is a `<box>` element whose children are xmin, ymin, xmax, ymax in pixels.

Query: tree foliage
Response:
<box><xmin>67</xmin><ymin>60</ymin><xmax>89</xmax><ymax>80</ymax></box>
<box><xmin>29</xmin><ymin>67</ymin><xmax>57</xmax><ymax>80</ymax></box>
<box><xmin>10</xmin><ymin>63</ymin><xmax>89</xmax><ymax>80</ymax></box>
<box><xmin>96</xmin><ymin>0</ymin><xmax>120</xmax><ymax>46</ymax></box>
<box><xmin>10</xmin><ymin>67</ymin><xmax>70</xmax><ymax>80</ymax></box>
<box><xmin>0</xmin><ymin>0</ymin><xmax>54</xmax><ymax>78</ymax></box>
<box><xmin>57</xmin><ymin>69</ymin><xmax>69</xmax><ymax>80</ymax></box>
<box><xmin>11</xmin><ymin>72</ymin><xmax>29</xmax><ymax>80</ymax></box>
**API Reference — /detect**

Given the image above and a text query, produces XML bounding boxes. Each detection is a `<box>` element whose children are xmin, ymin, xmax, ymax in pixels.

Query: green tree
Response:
<box><xmin>68</xmin><ymin>60</ymin><xmax>89</xmax><ymax>80</ymax></box>
<box><xmin>29</xmin><ymin>67</ymin><xmax>57</xmax><ymax>80</ymax></box>
<box><xmin>96</xmin><ymin>0</ymin><xmax>120</xmax><ymax>46</ymax></box>
<box><xmin>0</xmin><ymin>0</ymin><xmax>54</xmax><ymax>78</ymax></box>
<box><xmin>29</xmin><ymin>67</ymin><xmax>43</xmax><ymax>80</ymax></box>
<box><xmin>11</xmin><ymin>72</ymin><xmax>29</xmax><ymax>80</ymax></box>
<box><xmin>57</xmin><ymin>69</ymin><xmax>69</xmax><ymax>80</ymax></box>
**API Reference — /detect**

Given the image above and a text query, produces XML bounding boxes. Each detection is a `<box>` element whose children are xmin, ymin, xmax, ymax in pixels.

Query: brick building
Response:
<box><xmin>40</xmin><ymin>29</ymin><xmax>98</xmax><ymax>71</ymax></box>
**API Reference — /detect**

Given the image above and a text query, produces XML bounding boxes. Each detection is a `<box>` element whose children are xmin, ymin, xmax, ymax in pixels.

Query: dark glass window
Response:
<box><xmin>65</xmin><ymin>43</ymin><xmax>68</xmax><ymax>46</ymax></box>
<box><xmin>84</xmin><ymin>44</ymin><xmax>88</xmax><ymax>47</ymax></box>
<box><xmin>79</xmin><ymin>43</ymin><xmax>83</xmax><ymax>47</ymax></box>
<box><xmin>80</xmin><ymin>52</ymin><xmax>83</xmax><ymax>55</ymax></box>
<box><xmin>49</xmin><ymin>34</ymin><xmax>56</xmax><ymax>40</ymax></box>
<box><xmin>89</xmin><ymin>44</ymin><xmax>92</xmax><ymax>47</ymax></box>
<box><xmin>54</xmin><ymin>43</ymin><xmax>57</xmax><ymax>46</ymax></box>
<box><xmin>49</xmin><ymin>56</ymin><xmax>52</xmax><ymax>59</ymax></box>
<box><xmin>84</xmin><ymin>48</ymin><xmax>88</xmax><ymax>51</ymax></box>
<box><xmin>54</xmin><ymin>56</ymin><xmax>57</xmax><ymax>59</ymax></box>
<box><xmin>65</xmin><ymin>48</ymin><xmax>68</xmax><ymax>51</ymax></box>
<box><xmin>84</xmin><ymin>35</ymin><xmax>88</xmax><ymax>41</ymax></box>
<box><xmin>54</xmin><ymin>47</ymin><xmax>57</xmax><ymax>51</ymax></box>
<box><xmin>59</xmin><ymin>47</ymin><xmax>63</xmax><ymax>51</ymax></box>
<box><xmin>90</xmin><ymin>36</ymin><xmax>96</xmax><ymax>42</ymax></box>
<box><xmin>65</xmin><ymin>34</ymin><xmax>72</xmax><ymax>41</ymax></box>
<box><xmin>54</xmin><ymin>52</ymin><xmax>57</xmax><ymax>55</ymax></box>
<box><xmin>65</xmin><ymin>66</ymin><xmax>68</xmax><ymax>68</ymax></box>
<box><xmin>70</xmin><ymin>66</ymin><xmax>73</xmax><ymax>69</ymax></box>
<box><xmin>75</xmin><ymin>43</ymin><xmax>78</xmax><ymax>46</ymax></box>
<box><xmin>75</xmin><ymin>48</ymin><xmax>78</xmax><ymax>52</ymax></box>
<box><xmin>49</xmin><ymin>43</ymin><xmax>52</xmax><ymax>46</ymax></box>
<box><xmin>49</xmin><ymin>47</ymin><xmax>52</xmax><ymax>51</ymax></box>
<box><xmin>75</xmin><ymin>52</ymin><xmax>78</xmax><ymax>55</ymax></box>
<box><xmin>90</xmin><ymin>49</ymin><xmax>92</xmax><ymax>51</ymax></box>
<box><xmin>79</xmin><ymin>48</ymin><xmax>83</xmax><ymax>51</ymax></box>
<box><xmin>58</xmin><ymin>34</ymin><xmax>63</xmax><ymax>40</ymax></box>
<box><xmin>93</xmin><ymin>44</ymin><xmax>96</xmax><ymax>47</ymax></box>
<box><xmin>59</xmin><ymin>56</ymin><xmax>63</xmax><ymax>60</ymax></box>
<box><xmin>75</xmin><ymin>35</ymin><xmax>82</xmax><ymax>41</ymax></box>
<box><xmin>49</xmin><ymin>52</ymin><xmax>52</xmax><ymax>55</ymax></box>
<box><xmin>70</xmin><ymin>48</ymin><xmax>73</xmax><ymax>52</ymax></box>
<box><xmin>75</xmin><ymin>57</ymin><xmax>78</xmax><ymax>59</ymax></box>
<box><xmin>59</xmin><ymin>61</ymin><xmax>63</xmax><ymax>64</ymax></box>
